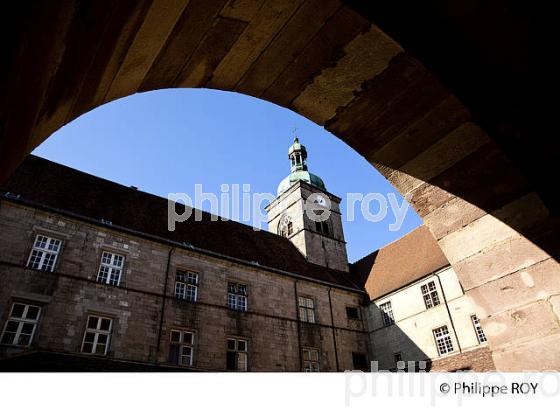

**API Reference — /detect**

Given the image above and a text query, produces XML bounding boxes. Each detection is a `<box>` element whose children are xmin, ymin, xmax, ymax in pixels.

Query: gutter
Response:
<box><xmin>155</xmin><ymin>246</ymin><xmax>174</xmax><ymax>362</ymax></box>
<box><xmin>328</xmin><ymin>287</ymin><xmax>340</xmax><ymax>371</ymax></box>
<box><xmin>434</xmin><ymin>271</ymin><xmax>462</xmax><ymax>354</ymax></box>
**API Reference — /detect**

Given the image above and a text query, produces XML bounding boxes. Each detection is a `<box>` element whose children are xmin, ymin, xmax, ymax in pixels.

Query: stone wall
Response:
<box><xmin>0</xmin><ymin>199</ymin><xmax>366</xmax><ymax>371</ymax></box>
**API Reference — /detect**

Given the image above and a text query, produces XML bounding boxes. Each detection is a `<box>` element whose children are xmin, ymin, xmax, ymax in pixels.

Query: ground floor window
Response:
<box><xmin>433</xmin><ymin>325</ymin><xmax>454</xmax><ymax>356</ymax></box>
<box><xmin>81</xmin><ymin>315</ymin><xmax>112</xmax><ymax>355</ymax></box>
<box><xmin>226</xmin><ymin>337</ymin><xmax>248</xmax><ymax>371</ymax></box>
<box><xmin>169</xmin><ymin>330</ymin><xmax>195</xmax><ymax>366</ymax></box>
<box><xmin>0</xmin><ymin>302</ymin><xmax>41</xmax><ymax>346</ymax></box>
<box><xmin>302</xmin><ymin>348</ymin><xmax>320</xmax><ymax>372</ymax></box>
<box><xmin>352</xmin><ymin>352</ymin><xmax>369</xmax><ymax>371</ymax></box>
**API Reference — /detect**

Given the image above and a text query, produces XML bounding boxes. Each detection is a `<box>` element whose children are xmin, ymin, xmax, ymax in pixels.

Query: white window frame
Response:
<box><xmin>0</xmin><ymin>303</ymin><xmax>41</xmax><ymax>346</ymax></box>
<box><xmin>81</xmin><ymin>315</ymin><xmax>112</xmax><ymax>355</ymax></box>
<box><xmin>298</xmin><ymin>296</ymin><xmax>316</xmax><ymax>323</ymax></box>
<box><xmin>175</xmin><ymin>270</ymin><xmax>198</xmax><ymax>302</ymax></box>
<box><xmin>227</xmin><ymin>282</ymin><xmax>248</xmax><ymax>312</ymax></box>
<box><xmin>96</xmin><ymin>251</ymin><xmax>125</xmax><ymax>286</ymax></box>
<box><xmin>433</xmin><ymin>325</ymin><xmax>454</xmax><ymax>356</ymax></box>
<box><xmin>302</xmin><ymin>347</ymin><xmax>320</xmax><ymax>372</ymax></box>
<box><xmin>379</xmin><ymin>301</ymin><xmax>394</xmax><ymax>326</ymax></box>
<box><xmin>471</xmin><ymin>315</ymin><xmax>487</xmax><ymax>343</ymax></box>
<box><xmin>170</xmin><ymin>330</ymin><xmax>195</xmax><ymax>366</ymax></box>
<box><xmin>26</xmin><ymin>234</ymin><xmax>62</xmax><ymax>272</ymax></box>
<box><xmin>421</xmin><ymin>281</ymin><xmax>441</xmax><ymax>309</ymax></box>
<box><xmin>227</xmin><ymin>337</ymin><xmax>248</xmax><ymax>371</ymax></box>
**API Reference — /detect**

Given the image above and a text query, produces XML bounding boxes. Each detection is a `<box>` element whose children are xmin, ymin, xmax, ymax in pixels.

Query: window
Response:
<box><xmin>433</xmin><ymin>325</ymin><xmax>454</xmax><ymax>356</ymax></box>
<box><xmin>96</xmin><ymin>251</ymin><xmax>125</xmax><ymax>286</ymax></box>
<box><xmin>226</xmin><ymin>338</ymin><xmax>248</xmax><ymax>371</ymax></box>
<box><xmin>228</xmin><ymin>282</ymin><xmax>248</xmax><ymax>311</ymax></box>
<box><xmin>175</xmin><ymin>270</ymin><xmax>198</xmax><ymax>302</ymax></box>
<box><xmin>27</xmin><ymin>234</ymin><xmax>62</xmax><ymax>272</ymax></box>
<box><xmin>315</xmin><ymin>220</ymin><xmax>330</xmax><ymax>236</ymax></box>
<box><xmin>379</xmin><ymin>301</ymin><xmax>394</xmax><ymax>326</ymax></box>
<box><xmin>421</xmin><ymin>281</ymin><xmax>440</xmax><ymax>309</ymax></box>
<box><xmin>352</xmin><ymin>352</ymin><xmax>368</xmax><ymax>371</ymax></box>
<box><xmin>81</xmin><ymin>315</ymin><xmax>112</xmax><ymax>355</ymax></box>
<box><xmin>169</xmin><ymin>330</ymin><xmax>195</xmax><ymax>366</ymax></box>
<box><xmin>471</xmin><ymin>315</ymin><xmax>487</xmax><ymax>343</ymax></box>
<box><xmin>278</xmin><ymin>215</ymin><xmax>293</xmax><ymax>237</ymax></box>
<box><xmin>346</xmin><ymin>306</ymin><xmax>360</xmax><ymax>320</ymax></box>
<box><xmin>0</xmin><ymin>303</ymin><xmax>41</xmax><ymax>346</ymax></box>
<box><xmin>298</xmin><ymin>296</ymin><xmax>316</xmax><ymax>323</ymax></box>
<box><xmin>302</xmin><ymin>348</ymin><xmax>320</xmax><ymax>372</ymax></box>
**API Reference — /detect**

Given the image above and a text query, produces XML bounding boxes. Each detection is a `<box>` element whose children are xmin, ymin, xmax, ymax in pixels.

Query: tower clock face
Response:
<box><xmin>314</xmin><ymin>195</ymin><xmax>327</xmax><ymax>207</ymax></box>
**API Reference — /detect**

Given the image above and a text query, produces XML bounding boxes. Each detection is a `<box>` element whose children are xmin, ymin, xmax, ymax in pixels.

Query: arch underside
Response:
<box><xmin>0</xmin><ymin>0</ymin><xmax>557</xmax><ymax>370</ymax></box>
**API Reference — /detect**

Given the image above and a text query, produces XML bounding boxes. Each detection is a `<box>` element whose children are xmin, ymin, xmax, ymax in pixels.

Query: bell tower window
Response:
<box><xmin>278</xmin><ymin>214</ymin><xmax>293</xmax><ymax>238</ymax></box>
<box><xmin>315</xmin><ymin>220</ymin><xmax>330</xmax><ymax>236</ymax></box>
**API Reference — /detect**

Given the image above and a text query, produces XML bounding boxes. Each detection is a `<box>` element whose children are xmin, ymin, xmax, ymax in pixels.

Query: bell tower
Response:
<box><xmin>265</xmin><ymin>138</ymin><xmax>349</xmax><ymax>272</ymax></box>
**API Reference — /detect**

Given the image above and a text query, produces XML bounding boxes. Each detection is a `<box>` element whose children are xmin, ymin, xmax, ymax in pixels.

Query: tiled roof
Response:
<box><xmin>350</xmin><ymin>226</ymin><xmax>449</xmax><ymax>300</ymax></box>
<box><xmin>1</xmin><ymin>155</ymin><xmax>362</xmax><ymax>291</ymax></box>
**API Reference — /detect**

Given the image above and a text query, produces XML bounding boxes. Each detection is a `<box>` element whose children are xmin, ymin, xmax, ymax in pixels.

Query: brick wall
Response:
<box><xmin>430</xmin><ymin>346</ymin><xmax>495</xmax><ymax>372</ymax></box>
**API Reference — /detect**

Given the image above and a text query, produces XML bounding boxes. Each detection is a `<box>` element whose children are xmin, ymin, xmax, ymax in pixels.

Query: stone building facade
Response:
<box><xmin>0</xmin><ymin>140</ymin><xmax>493</xmax><ymax>371</ymax></box>
<box><xmin>352</xmin><ymin>227</ymin><xmax>495</xmax><ymax>371</ymax></box>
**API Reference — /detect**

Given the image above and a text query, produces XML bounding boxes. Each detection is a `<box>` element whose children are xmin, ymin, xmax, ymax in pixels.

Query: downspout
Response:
<box><xmin>434</xmin><ymin>271</ymin><xmax>462</xmax><ymax>353</ymax></box>
<box><xmin>328</xmin><ymin>287</ymin><xmax>340</xmax><ymax>371</ymax></box>
<box><xmin>293</xmin><ymin>280</ymin><xmax>302</xmax><ymax>371</ymax></box>
<box><xmin>360</xmin><ymin>294</ymin><xmax>373</xmax><ymax>369</ymax></box>
<box><xmin>155</xmin><ymin>246</ymin><xmax>175</xmax><ymax>362</ymax></box>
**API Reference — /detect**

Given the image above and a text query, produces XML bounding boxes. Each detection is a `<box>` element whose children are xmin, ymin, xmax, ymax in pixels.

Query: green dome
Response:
<box><xmin>277</xmin><ymin>170</ymin><xmax>326</xmax><ymax>195</ymax></box>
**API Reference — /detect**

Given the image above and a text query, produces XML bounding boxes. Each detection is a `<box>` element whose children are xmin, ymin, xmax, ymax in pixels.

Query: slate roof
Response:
<box><xmin>1</xmin><ymin>155</ymin><xmax>362</xmax><ymax>291</ymax></box>
<box><xmin>350</xmin><ymin>226</ymin><xmax>449</xmax><ymax>300</ymax></box>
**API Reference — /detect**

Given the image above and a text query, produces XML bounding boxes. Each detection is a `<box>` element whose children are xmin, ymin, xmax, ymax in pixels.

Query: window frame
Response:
<box><xmin>169</xmin><ymin>329</ymin><xmax>195</xmax><ymax>367</ymax></box>
<box><xmin>379</xmin><ymin>301</ymin><xmax>395</xmax><ymax>326</ymax></box>
<box><xmin>227</xmin><ymin>282</ymin><xmax>248</xmax><ymax>312</ymax></box>
<box><xmin>298</xmin><ymin>296</ymin><xmax>316</xmax><ymax>324</ymax></box>
<box><xmin>433</xmin><ymin>325</ymin><xmax>454</xmax><ymax>356</ymax></box>
<box><xmin>226</xmin><ymin>337</ymin><xmax>248</xmax><ymax>372</ymax></box>
<box><xmin>174</xmin><ymin>270</ymin><xmax>199</xmax><ymax>302</ymax></box>
<box><xmin>421</xmin><ymin>281</ymin><xmax>441</xmax><ymax>309</ymax></box>
<box><xmin>0</xmin><ymin>302</ymin><xmax>42</xmax><ymax>347</ymax></box>
<box><xmin>26</xmin><ymin>234</ymin><xmax>63</xmax><ymax>272</ymax></box>
<box><xmin>96</xmin><ymin>250</ymin><xmax>125</xmax><ymax>286</ymax></box>
<box><xmin>81</xmin><ymin>314</ymin><xmax>113</xmax><ymax>356</ymax></box>
<box><xmin>302</xmin><ymin>347</ymin><xmax>320</xmax><ymax>372</ymax></box>
<box><xmin>471</xmin><ymin>315</ymin><xmax>487</xmax><ymax>344</ymax></box>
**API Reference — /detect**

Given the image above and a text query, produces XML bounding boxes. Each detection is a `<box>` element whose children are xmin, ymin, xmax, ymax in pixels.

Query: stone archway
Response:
<box><xmin>1</xmin><ymin>0</ymin><xmax>556</xmax><ymax>370</ymax></box>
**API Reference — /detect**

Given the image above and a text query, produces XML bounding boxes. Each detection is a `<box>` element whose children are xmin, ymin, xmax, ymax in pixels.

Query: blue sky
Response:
<box><xmin>32</xmin><ymin>88</ymin><xmax>422</xmax><ymax>262</ymax></box>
